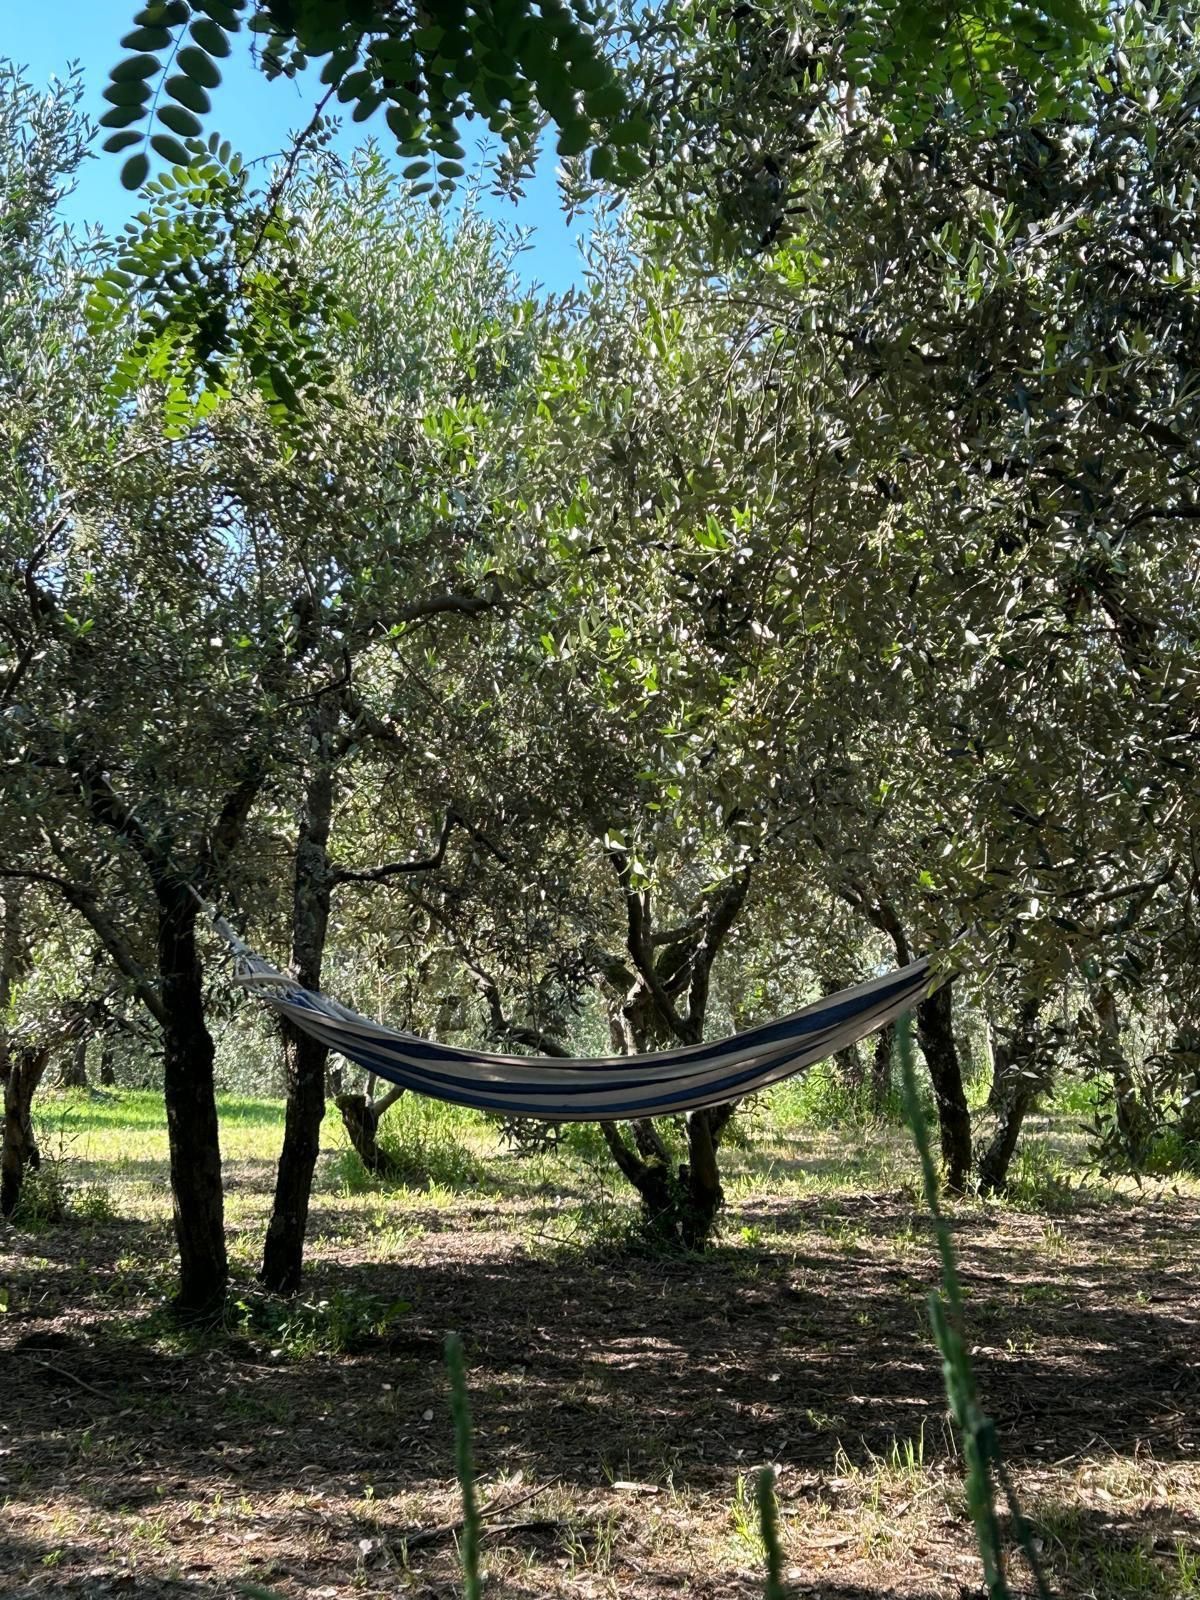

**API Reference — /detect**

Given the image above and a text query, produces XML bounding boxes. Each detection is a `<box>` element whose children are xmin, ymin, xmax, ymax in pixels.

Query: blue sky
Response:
<box><xmin>7</xmin><ymin>0</ymin><xmax>591</xmax><ymax>295</ymax></box>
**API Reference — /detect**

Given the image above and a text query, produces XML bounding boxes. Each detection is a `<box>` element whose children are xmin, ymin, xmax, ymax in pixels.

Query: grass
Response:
<box><xmin>6</xmin><ymin>1076</ymin><xmax>1199</xmax><ymax>1600</ymax></box>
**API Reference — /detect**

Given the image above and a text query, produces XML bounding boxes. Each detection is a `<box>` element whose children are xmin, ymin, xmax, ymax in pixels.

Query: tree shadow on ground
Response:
<box><xmin>3</xmin><ymin>1206</ymin><xmax>1197</xmax><ymax>1494</ymax></box>
<box><xmin>2</xmin><ymin>1186</ymin><xmax>1197</xmax><ymax>1598</ymax></box>
<box><xmin>1020</xmin><ymin>1499</ymin><xmax>1200</xmax><ymax>1599</ymax></box>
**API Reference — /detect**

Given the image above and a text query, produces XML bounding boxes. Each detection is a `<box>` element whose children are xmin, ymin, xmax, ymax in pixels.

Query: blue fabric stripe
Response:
<box><xmin>276</xmin><ymin>963</ymin><xmax>929</xmax><ymax>1080</ymax></box>
<box><xmin>267</xmin><ymin>966</ymin><xmax>932</xmax><ymax>1119</ymax></box>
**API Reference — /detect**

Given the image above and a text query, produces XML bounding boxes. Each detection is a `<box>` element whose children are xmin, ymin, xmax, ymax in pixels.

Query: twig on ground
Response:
<box><xmin>25</xmin><ymin>1357</ymin><xmax>114</xmax><ymax>1403</ymax></box>
<box><xmin>394</xmin><ymin>1474</ymin><xmax>562</xmax><ymax>1551</ymax></box>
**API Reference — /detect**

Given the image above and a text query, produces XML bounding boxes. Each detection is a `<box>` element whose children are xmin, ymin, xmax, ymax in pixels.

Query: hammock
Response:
<box><xmin>218</xmin><ymin>916</ymin><xmax>932</xmax><ymax>1121</ymax></box>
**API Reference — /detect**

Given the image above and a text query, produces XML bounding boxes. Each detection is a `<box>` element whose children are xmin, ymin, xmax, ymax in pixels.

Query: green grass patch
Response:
<box><xmin>335</xmin><ymin>1094</ymin><xmax>487</xmax><ymax>1193</ymax></box>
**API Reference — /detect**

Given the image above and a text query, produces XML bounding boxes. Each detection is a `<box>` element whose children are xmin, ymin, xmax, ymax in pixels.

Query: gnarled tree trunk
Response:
<box><xmin>1</xmin><ymin>1044</ymin><xmax>49</xmax><ymax>1218</ymax></box>
<box><xmin>601</xmin><ymin>989</ymin><xmax>739</xmax><ymax>1249</ymax></box>
<box><xmin>261</xmin><ymin>718</ymin><xmax>335</xmax><ymax>1294</ymax></box>
<box><xmin>977</xmin><ymin>997</ymin><xmax>1045</xmax><ymax>1197</ymax></box>
<box><xmin>0</xmin><ymin>889</ymin><xmax>41</xmax><ymax>1216</ymax></box>
<box><xmin>158</xmin><ymin>893</ymin><xmax>227</xmax><ymax>1316</ymax></box>
<box><xmin>335</xmin><ymin>1085</ymin><xmax>404</xmax><ymax>1177</ymax></box>
<box><xmin>847</xmin><ymin>893</ymin><xmax>969</xmax><ymax>1185</ymax></box>
<box><xmin>916</xmin><ymin>982</ymin><xmax>971</xmax><ymax>1194</ymax></box>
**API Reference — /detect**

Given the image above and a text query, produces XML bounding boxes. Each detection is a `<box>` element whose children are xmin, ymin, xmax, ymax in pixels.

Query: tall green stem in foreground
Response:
<box><xmin>756</xmin><ymin>1467</ymin><xmax>786</xmax><ymax>1600</ymax></box>
<box><xmin>445</xmin><ymin>1332</ymin><xmax>482</xmax><ymax>1600</ymax></box>
<box><xmin>897</xmin><ymin>1012</ymin><xmax>1052</xmax><ymax>1600</ymax></box>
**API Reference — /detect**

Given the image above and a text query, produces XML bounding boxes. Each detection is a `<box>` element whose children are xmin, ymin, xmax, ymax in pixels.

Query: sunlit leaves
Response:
<box><xmin>615</xmin><ymin>0</ymin><xmax>1110</xmax><ymax>264</ymax></box>
<box><xmin>107</xmin><ymin>0</ymin><xmax>645</xmax><ymax>196</ymax></box>
<box><xmin>86</xmin><ymin>131</ymin><xmax>337</xmax><ymax>432</ymax></box>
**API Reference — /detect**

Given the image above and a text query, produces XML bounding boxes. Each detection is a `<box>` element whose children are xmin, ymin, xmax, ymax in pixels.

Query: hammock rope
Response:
<box><xmin>211</xmin><ymin>911</ymin><xmax>933</xmax><ymax>1121</ymax></box>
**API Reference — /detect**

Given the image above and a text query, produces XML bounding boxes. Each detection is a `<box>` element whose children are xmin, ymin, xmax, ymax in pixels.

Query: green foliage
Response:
<box><xmin>335</xmin><ymin>1098</ymin><xmax>483</xmax><ymax>1193</ymax></box>
<box><xmin>228</xmin><ymin>1286</ymin><xmax>412</xmax><ymax>1356</ymax></box>
<box><xmin>11</xmin><ymin>1119</ymin><xmax>118</xmax><ymax>1229</ymax></box>
<box><xmin>842</xmin><ymin>0</ymin><xmax>1108</xmax><ymax>132</ymax></box>
<box><xmin>613</xmin><ymin>0</ymin><xmax>1110</xmax><ymax>261</ymax></box>
<box><xmin>11</xmin><ymin>1159</ymin><xmax>71</xmax><ymax>1227</ymax></box>
<box><xmin>85</xmin><ymin>131</ymin><xmax>341</xmax><ymax>429</ymax></box>
<box><xmin>768</xmin><ymin>1060</ymin><xmax>911</xmax><ymax>1129</ymax></box>
<box><xmin>108</xmin><ymin>0</ymin><xmax>642</xmax><ymax>194</ymax></box>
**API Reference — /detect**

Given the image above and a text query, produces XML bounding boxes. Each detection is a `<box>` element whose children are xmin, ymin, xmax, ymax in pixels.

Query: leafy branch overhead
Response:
<box><xmin>87</xmin><ymin>132</ymin><xmax>342</xmax><ymax>426</ymax></box>
<box><xmin>105</xmin><ymin>0</ymin><xmax>648</xmax><ymax>194</ymax></box>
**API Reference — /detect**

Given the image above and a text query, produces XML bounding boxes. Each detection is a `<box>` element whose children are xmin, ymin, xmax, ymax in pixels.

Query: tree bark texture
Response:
<box><xmin>0</xmin><ymin>889</ymin><xmax>41</xmax><ymax>1216</ymax></box>
<box><xmin>977</xmin><ymin>997</ymin><xmax>1044</xmax><ymax>1196</ymax></box>
<box><xmin>977</xmin><ymin>1089</ymin><xmax>1034</xmax><ymax>1197</ymax></box>
<box><xmin>1</xmin><ymin>1045</ymin><xmax>48</xmax><ymax>1217</ymax></box>
<box><xmin>916</xmin><ymin>982</ymin><xmax>972</xmax><ymax>1193</ymax></box>
<box><xmin>596</xmin><ymin>864</ymin><xmax>751</xmax><ymax>1246</ymax></box>
<box><xmin>261</xmin><ymin>721</ymin><xmax>335</xmax><ymax>1294</ymax></box>
<box><xmin>158</xmin><ymin>896</ymin><xmax>227</xmax><ymax>1315</ymax></box>
<box><xmin>602</xmin><ymin>993</ymin><xmax>735</xmax><ymax>1247</ymax></box>
<box><xmin>335</xmin><ymin>1089</ymin><xmax>403</xmax><ymax>1178</ymax></box>
<box><xmin>60</xmin><ymin>1034</ymin><xmax>89</xmax><ymax>1090</ymax></box>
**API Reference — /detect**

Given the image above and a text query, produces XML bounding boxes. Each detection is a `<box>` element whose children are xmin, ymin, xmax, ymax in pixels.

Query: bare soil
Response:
<box><xmin>1</xmin><ymin>1153</ymin><xmax>1198</xmax><ymax>1599</ymax></box>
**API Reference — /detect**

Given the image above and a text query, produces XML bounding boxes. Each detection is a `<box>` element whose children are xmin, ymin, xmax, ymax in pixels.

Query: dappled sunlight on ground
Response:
<box><xmin>1</xmin><ymin>1088</ymin><xmax>1198</xmax><ymax>1598</ymax></box>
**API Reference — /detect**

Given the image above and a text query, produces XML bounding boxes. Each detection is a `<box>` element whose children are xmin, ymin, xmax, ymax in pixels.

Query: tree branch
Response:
<box><xmin>198</xmin><ymin>767</ymin><xmax>265</xmax><ymax>898</ymax></box>
<box><xmin>685</xmin><ymin>865</ymin><xmax>752</xmax><ymax>1029</ymax></box>
<box><xmin>378</xmin><ymin>589</ymin><xmax>499</xmax><ymax>629</ymax></box>
<box><xmin>407</xmin><ymin>889</ymin><xmax>569</xmax><ymax>1058</ymax></box>
<box><xmin>332</xmin><ymin>810</ymin><xmax>506</xmax><ymax>886</ymax></box>
<box><xmin>65</xmin><ymin>759</ymin><xmax>167</xmax><ymax>891</ymax></box>
<box><xmin>608</xmin><ymin>849</ymin><xmax>691</xmax><ymax>1041</ymax></box>
<box><xmin>599</xmin><ymin>1121</ymin><xmax>652</xmax><ymax>1187</ymax></box>
<box><xmin>0</xmin><ymin>868</ymin><xmax>167</xmax><ymax>1029</ymax></box>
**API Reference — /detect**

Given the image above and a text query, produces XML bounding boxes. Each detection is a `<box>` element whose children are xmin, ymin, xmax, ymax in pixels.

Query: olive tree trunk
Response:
<box><xmin>916</xmin><ymin>982</ymin><xmax>971</xmax><ymax>1193</ymax></box>
<box><xmin>0</xmin><ymin>889</ymin><xmax>41</xmax><ymax>1216</ymax></box>
<box><xmin>1</xmin><ymin>1045</ymin><xmax>49</xmax><ymax>1217</ymax></box>
<box><xmin>335</xmin><ymin>1085</ymin><xmax>405</xmax><ymax>1177</ymax></box>
<box><xmin>261</xmin><ymin>727</ymin><xmax>335</xmax><ymax>1294</ymax></box>
<box><xmin>158</xmin><ymin>893</ymin><xmax>227</xmax><ymax>1316</ymax></box>
<box><xmin>600</xmin><ymin>997</ymin><xmax>739</xmax><ymax>1249</ymax></box>
<box><xmin>60</xmin><ymin>1034</ymin><xmax>88</xmax><ymax>1090</ymax></box>
<box><xmin>977</xmin><ymin>996</ymin><xmax>1045</xmax><ymax>1197</ymax></box>
<box><xmin>599</xmin><ymin>865</ymin><xmax>752</xmax><ymax>1247</ymax></box>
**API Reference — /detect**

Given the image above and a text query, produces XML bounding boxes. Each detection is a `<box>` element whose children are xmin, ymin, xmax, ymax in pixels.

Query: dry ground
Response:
<box><xmin>1</xmin><ymin>1090</ymin><xmax>1198</xmax><ymax>1600</ymax></box>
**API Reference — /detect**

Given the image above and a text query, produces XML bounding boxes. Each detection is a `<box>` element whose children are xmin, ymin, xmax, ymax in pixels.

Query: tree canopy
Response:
<box><xmin>4</xmin><ymin>0</ymin><xmax>1198</xmax><ymax>1300</ymax></box>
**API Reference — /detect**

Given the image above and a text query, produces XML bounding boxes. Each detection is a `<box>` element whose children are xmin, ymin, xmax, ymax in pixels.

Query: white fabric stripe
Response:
<box><xmin>249</xmin><ymin>969</ymin><xmax>932</xmax><ymax>1119</ymax></box>
<box><xmin>235</xmin><ymin>954</ymin><xmax>931</xmax><ymax>1078</ymax></box>
<box><xmin>263</xmin><ymin>970</ymin><xmax>928</xmax><ymax>1098</ymax></box>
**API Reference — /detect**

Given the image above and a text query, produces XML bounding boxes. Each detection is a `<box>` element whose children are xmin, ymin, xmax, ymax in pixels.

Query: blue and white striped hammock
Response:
<box><xmin>220</xmin><ymin>917</ymin><xmax>932</xmax><ymax>1121</ymax></box>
